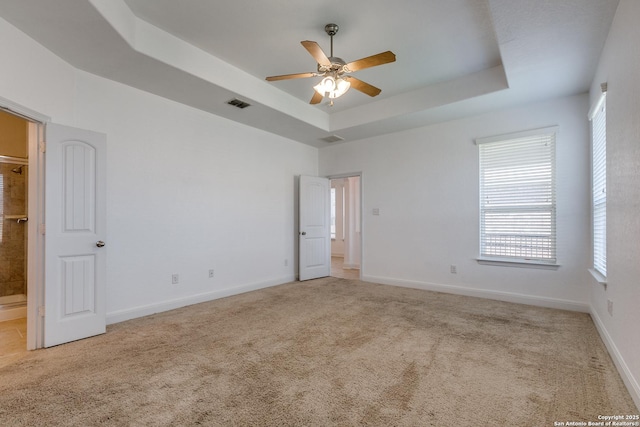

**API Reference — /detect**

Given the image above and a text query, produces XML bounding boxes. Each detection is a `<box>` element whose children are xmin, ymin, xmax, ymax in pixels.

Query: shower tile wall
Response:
<box><xmin>0</xmin><ymin>163</ymin><xmax>27</xmax><ymax>298</ymax></box>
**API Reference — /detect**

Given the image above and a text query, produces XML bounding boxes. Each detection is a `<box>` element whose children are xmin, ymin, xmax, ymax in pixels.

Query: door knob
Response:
<box><xmin>96</xmin><ymin>240</ymin><xmax>106</xmax><ymax>248</ymax></box>
<box><xmin>300</xmin><ymin>231</ymin><xmax>306</xmax><ymax>236</ymax></box>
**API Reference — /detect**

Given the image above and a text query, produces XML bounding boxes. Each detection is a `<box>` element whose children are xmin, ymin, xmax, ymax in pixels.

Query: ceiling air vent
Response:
<box><xmin>226</xmin><ymin>98</ymin><xmax>251</xmax><ymax>109</ymax></box>
<box><xmin>320</xmin><ymin>134</ymin><xmax>344</xmax><ymax>143</ymax></box>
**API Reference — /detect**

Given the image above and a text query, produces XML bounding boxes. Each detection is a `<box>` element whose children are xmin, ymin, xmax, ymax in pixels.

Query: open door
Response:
<box><xmin>299</xmin><ymin>175</ymin><xmax>331</xmax><ymax>281</ymax></box>
<box><xmin>44</xmin><ymin>123</ymin><xmax>106</xmax><ymax>347</ymax></box>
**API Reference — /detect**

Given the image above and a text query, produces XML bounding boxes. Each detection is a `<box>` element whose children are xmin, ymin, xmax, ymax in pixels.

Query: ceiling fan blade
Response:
<box><xmin>310</xmin><ymin>91</ymin><xmax>324</xmax><ymax>104</ymax></box>
<box><xmin>265</xmin><ymin>72</ymin><xmax>317</xmax><ymax>81</ymax></box>
<box><xmin>301</xmin><ymin>41</ymin><xmax>331</xmax><ymax>67</ymax></box>
<box><xmin>345</xmin><ymin>51</ymin><xmax>396</xmax><ymax>72</ymax></box>
<box><xmin>345</xmin><ymin>76</ymin><xmax>382</xmax><ymax>97</ymax></box>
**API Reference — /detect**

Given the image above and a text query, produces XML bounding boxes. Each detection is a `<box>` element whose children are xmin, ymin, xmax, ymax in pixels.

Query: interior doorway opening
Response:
<box><xmin>330</xmin><ymin>175</ymin><xmax>362</xmax><ymax>280</ymax></box>
<box><xmin>0</xmin><ymin>100</ymin><xmax>47</xmax><ymax>355</ymax></box>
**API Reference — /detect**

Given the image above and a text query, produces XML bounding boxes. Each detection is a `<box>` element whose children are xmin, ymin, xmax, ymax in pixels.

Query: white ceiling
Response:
<box><xmin>0</xmin><ymin>0</ymin><xmax>619</xmax><ymax>147</ymax></box>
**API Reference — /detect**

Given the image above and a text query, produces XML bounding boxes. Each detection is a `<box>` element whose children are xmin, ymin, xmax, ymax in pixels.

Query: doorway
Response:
<box><xmin>330</xmin><ymin>175</ymin><xmax>362</xmax><ymax>280</ymax></box>
<box><xmin>0</xmin><ymin>102</ymin><xmax>46</xmax><ymax>356</ymax></box>
<box><xmin>0</xmin><ymin>98</ymin><xmax>106</xmax><ymax>352</ymax></box>
<box><xmin>0</xmin><ymin>110</ymin><xmax>29</xmax><ymax>361</ymax></box>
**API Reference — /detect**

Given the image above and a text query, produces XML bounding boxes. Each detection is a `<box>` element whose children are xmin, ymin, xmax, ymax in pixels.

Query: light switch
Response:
<box><xmin>372</xmin><ymin>208</ymin><xmax>380</xmax><ymax>216</ymax></box>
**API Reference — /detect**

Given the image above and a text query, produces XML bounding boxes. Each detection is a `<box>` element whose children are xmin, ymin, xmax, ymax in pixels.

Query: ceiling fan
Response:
<box><xmin>266</xmin><ymin>23</ymin><xmax>396</xmax><ymax>106</ymax></box>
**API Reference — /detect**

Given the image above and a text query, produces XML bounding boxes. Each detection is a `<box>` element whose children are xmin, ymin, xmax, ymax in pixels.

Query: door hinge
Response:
<box><xmin>38</xmin><ymin>306</ymin><xmax>45</xmax><ymax>317</ymax></box>
<box><xmin>39</xmin><ymin>223</ymin><xmax>46</xmax><ymax>235</ymax></box>
<box><xmin>39</xmin><ymin>141</ymin><xmax>46</xmax><ymax>153</ymax></box>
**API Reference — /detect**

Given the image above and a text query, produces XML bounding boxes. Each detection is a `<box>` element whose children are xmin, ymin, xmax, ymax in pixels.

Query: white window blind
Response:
<box><xmin>478</xmin><ymin>128</ymin><xmax>557</xmax><ymax>263</ymax></box>
<box><xmin>591</xmin><ymin>95</ymin><xmax>606</xmax><ymax>277</ymax></box>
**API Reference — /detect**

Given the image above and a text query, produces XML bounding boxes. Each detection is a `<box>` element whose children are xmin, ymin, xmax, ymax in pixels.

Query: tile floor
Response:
<box><xmin>0</xmin><ymin>317</ymin><xmax>27</xmax><ymax>368</ymax></box>
<box><xmin>331</xmin><ymin>256</ymin><xmax>360</xmax><ymax>280</ymax></box>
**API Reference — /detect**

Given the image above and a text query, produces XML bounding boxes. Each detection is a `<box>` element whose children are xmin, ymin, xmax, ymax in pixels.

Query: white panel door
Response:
<box><xmin>299</xmin><ymin>175</ymin><xmax>330</xmax><ymax>281</ymax></box>
<box><xmin>45</xmin><ymin>123</ymin><xmax>106</xmax><ymax>347</ymax></box>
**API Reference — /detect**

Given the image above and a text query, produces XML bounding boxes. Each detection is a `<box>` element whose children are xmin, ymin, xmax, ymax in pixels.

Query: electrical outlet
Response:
<box><xmin>209</xmin><ymin>269</ymin><xmax>215</xmax><ymax>278</ymax></box>
<box><xmin>450</xmin><ymin>265</ymin><xmax>457</xmax><ymax>274</ymax></box>
<box><xmin>607</xmin><ymin>299</ymin><xmax>613</xmax><ymax>316</ymax></box>
<box><xmin>172</xmin><ymin>274</ymin><xmax>179</xmax><ymax>284</ymax></box>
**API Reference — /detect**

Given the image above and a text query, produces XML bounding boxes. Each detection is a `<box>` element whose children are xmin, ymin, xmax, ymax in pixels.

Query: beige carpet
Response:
<box><xmin>0</xmin><ymin>277</ymin><xmax>636</xmax><ymax>426</ymax></box>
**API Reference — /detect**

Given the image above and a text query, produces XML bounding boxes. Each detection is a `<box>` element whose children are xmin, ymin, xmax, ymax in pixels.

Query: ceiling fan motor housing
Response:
<box><xmin>324</xmin><ymin>23</ymin><xmax>339</xmax><ymax>36</ymax></box>
<box><xmin>318</xmin><ymin>57</ymin><xmax>347</xmax><ymax>74</ymax></box>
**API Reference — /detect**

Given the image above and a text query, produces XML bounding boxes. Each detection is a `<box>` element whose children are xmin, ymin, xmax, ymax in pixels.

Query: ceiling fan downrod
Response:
<box><xmin>325</xmin><ymin>23</ymin><xmax>339</xmax><ymax>57</ymax></box>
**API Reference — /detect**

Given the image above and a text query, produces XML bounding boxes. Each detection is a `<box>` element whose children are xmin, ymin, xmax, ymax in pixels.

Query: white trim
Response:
<box><xmin>0</xmin><ymin>294</ymin><xmax>27</xmax><ymax>305</ymax></box>
<box><xmin>27</xmin><ymin>121</ymin><xmax>46</xmax><ymax>350</ymax></box>
<box><xmin>588</xmin><ymin>268</ymin><xmax>607</xmax><ymax>287</ymax></box>
<box><xmin>106</xmin><ymin>275</ymin><xmax>295</xmax><ymax>325</ymax></box>
<box><xmin>477</xmin><ymin>257</ymin><xmax>560</xmax><ymax>270</ymax></box>
<box><xmin>0</xmin><ymin>305</ymin><xmax>27</xmax><ymax>322</ymax></box>
<box><xmin>475</xmin><ymin>126</ymin><xmax>559</xmax><ymax>145</ymax></box>
<box><xmin>327</xmin><ymin>171</ymin><xmax>362</xmax><ymax>180</ymax></box>
<box><xmin>361</xmin><ymin>275</ymin><xmax>589</xmax><ymax>313</ymax></box>
<box><xmin>588</xmin><ymin>91</ymin><xmax>607</xmax><ymax>121</ymax></box>
<box><xmin>590</xmin><ymin>308</ymin><xmax>640</xmax><ymax>410</ymax></box>
<box><xmin>0</xmin><ymin>96</ymin><xmax>50</xmax><ymax>123</ymax></box>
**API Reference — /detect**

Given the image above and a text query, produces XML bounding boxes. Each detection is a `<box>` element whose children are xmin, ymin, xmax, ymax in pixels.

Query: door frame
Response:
<box><xmin>327</xmin><ymin>172</ymin><xmax>363</xmax><ymax>280</ymax></box>
<box><xmin>1</xmin><ymin>96</ymin><xmax>50</xmax><ymax>350</ymax></box>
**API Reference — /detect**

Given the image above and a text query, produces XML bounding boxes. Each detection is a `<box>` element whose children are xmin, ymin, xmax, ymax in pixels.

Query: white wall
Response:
<box><xmin>588</xmin><ymin>0</ymin><xmax>640</xmax><ymax>408</ymax></box>
<box><xmin>0</xmin><ymin>16</ymin><xmax>318</xmax><ymax>323</ymax></box>
<box><xmin>320</xmin><ymin>94</ymin><xmax>591</xmax><ymax>311</ymax></box>
<box><xmin>0</xmin><ymin>17</ymin><xmax>75</xmax><ymax>123</ymax></box>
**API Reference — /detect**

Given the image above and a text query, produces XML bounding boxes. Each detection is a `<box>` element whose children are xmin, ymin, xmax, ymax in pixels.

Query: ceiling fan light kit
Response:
<box><xmin>313</xmin><ymin>76</ymin><xmax>351</xmax><ymax>99</ymax></box>
<box><xmin>266</xmin><ymin>23</ymin><xmax>396</xmax><ymax>105</ymax></box>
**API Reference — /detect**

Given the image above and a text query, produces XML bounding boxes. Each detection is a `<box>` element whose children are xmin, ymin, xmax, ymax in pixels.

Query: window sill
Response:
<box><xmin>588</xmin><ymin>268</ymin><xmax>607</xmax><ymax>288</ymax></box>
<box><xmin>476</xmin><ymin>257</ymin><xmax>560</xmax><ymax>270</ymax></box>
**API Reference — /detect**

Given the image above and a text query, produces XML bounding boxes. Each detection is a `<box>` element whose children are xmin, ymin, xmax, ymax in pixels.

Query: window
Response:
<box><xmin>590</xmin><ymin>90</ymin><xmax>607</xmax><ymax>277</ymax></box>
<box><xmin>477</xmin><ymin>127</ymin><xmax>557</xmax><ymax>264</ymax></box>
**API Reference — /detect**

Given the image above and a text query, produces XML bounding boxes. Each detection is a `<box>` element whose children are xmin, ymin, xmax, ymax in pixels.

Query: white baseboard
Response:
<box><xmin>590</xmin><ymin>308</ymin><xmax>640</xmax><ymax>410</ymax></box>
<box><xmin>0</xmin><ymin>305</ymin><xmax>27</xmax><ymax>322</ymax></box>
<box><xmin>0</xmin><ymin>294</ymin><xmax>27</xmax><ymax>305</ymax></box>
<box><xmin>106</xmin><ymin>274</ymin><xmax>295</xmax><ymax>325</ymax></box>
<box><xmin>361</xmin><ymin>275</ymin><xmax>590</xmax><ymax>313</ymax></box>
